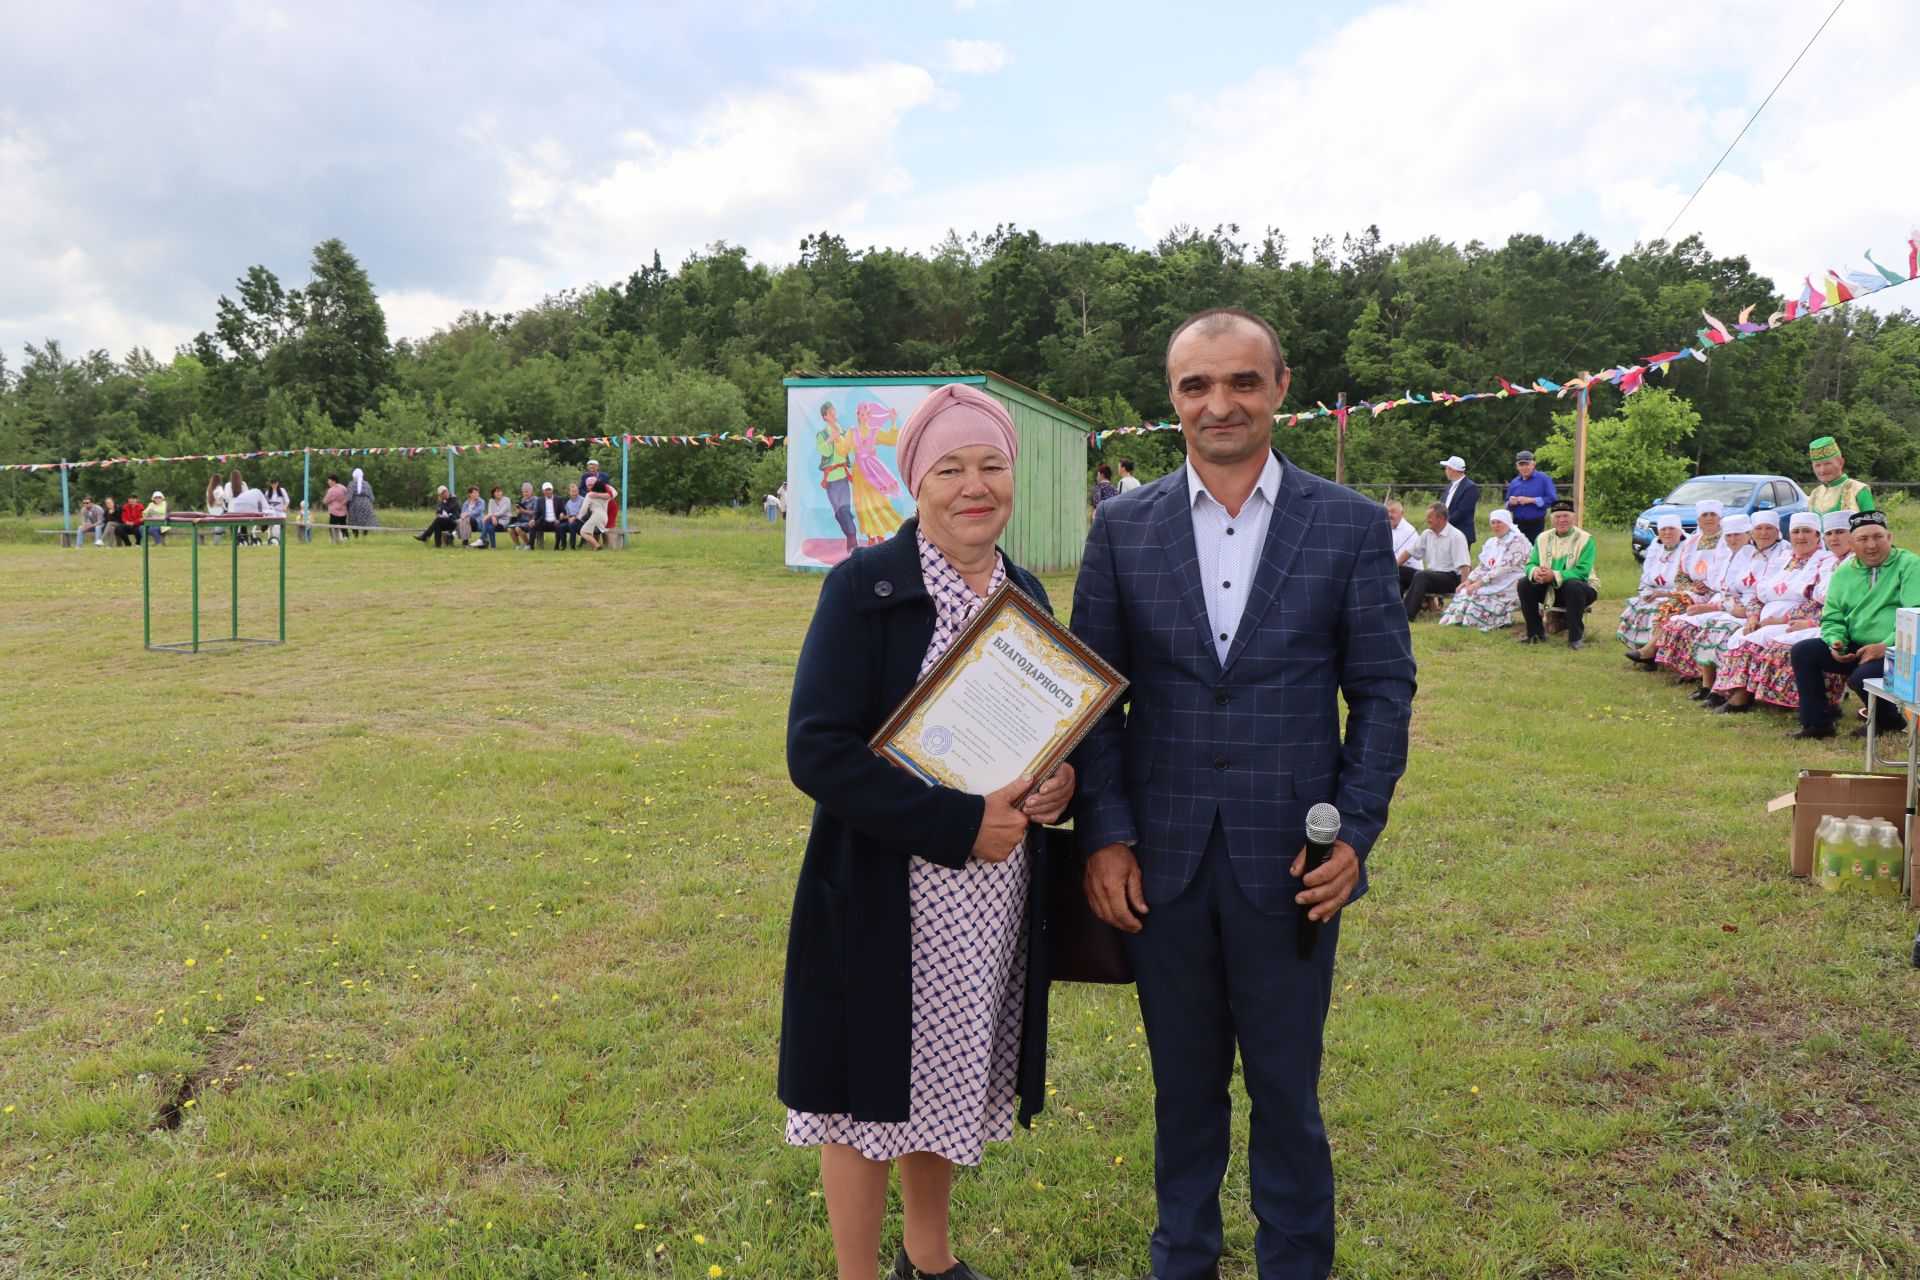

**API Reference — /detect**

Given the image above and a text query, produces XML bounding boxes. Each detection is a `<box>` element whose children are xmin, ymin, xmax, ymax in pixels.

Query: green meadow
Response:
<box><xmin>1</xmin><ymin>508</ymin><xmax>1916</xmax><ymax>1279</ymax></box>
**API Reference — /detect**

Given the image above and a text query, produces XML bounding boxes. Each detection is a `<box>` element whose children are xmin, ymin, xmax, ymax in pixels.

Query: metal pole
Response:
<box><xmin>302</xmin><ymin>448</ymin><xmax>311</xmax><ymax>529</ymax></box>
<box><xmin>620</xmin><ymin>434</ymin><xmax>630</xmax><ymax>539</ymax></box>
<box><xmin>142</xmin><ymin>525</ymin><xmax>151</xmax><ymax>648</ymax></box>
<box><xmin>191</xmin><ymin>522</ymin><xmax>201</xmax><ymax>654</ymax></box>
<box><xmin>1573</xmin><ymin>386</ymin><xmax>1590</xmax><ymax>528</ymax></box>
<box><xmin>279</xmin><ymin>519</ymin><xmax>287</xmax><ymax>642</ymax></box>
<box><xmin>60</xmin><ymin>461</ymin><xmax>71</xmax><ymax>544</ymax></box>
<box><xmin>447</xmin><ymin>447</ymin><xmax>456</xmax><ymax>497</ymax></box>
<box><xmin>1334</xmin><ymin>394</ymin><xmax>1348</xmax><ymax>487</ymax></box>
<box><xmin>231</xmin><ymin>524</ymin><xmax>239</xmax><ymax>639</ymax></box>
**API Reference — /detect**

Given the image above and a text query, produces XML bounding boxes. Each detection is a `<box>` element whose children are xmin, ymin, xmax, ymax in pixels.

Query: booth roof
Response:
<box><xmin>782</xmin><ymin>370</ymin><xmax>1100</xmax><ymax>427</ymax></box>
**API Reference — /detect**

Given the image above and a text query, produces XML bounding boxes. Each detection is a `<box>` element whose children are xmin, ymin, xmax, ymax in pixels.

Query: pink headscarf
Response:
<box><xmin>895</xmin><ymin>384</ymin><xmax>1019</xmax><ymax>497</ymax></box>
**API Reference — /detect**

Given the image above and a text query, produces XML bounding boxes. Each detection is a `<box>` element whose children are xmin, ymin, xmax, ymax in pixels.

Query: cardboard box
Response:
<box><xmin>1892</xmin><ymin>607</ymin><xmax>1920</xmax><ymax>703</ymax></box>
<box><xmin>1766</xmin><ymin>770</ymin><xmax>1909</xmax><ymax>891</ymax></box>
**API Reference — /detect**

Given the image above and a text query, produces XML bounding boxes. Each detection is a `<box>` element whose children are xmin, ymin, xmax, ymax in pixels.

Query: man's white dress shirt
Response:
<box><xmin>1188</xmin><ymin>452</ymin><xmax>1282</xmax><ymax>665</ymax></box>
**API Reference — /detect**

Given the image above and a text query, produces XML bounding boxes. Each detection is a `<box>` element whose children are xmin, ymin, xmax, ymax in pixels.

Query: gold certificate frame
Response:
<box><xmin>871</xmin><ymin>583</ymin><xmax>1127</xmax><ymax>799</ymax></box>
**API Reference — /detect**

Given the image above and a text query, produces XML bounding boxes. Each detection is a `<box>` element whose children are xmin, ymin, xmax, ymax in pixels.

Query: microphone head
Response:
<box><xmin>1304</xmin><ymin>802</ymin><xmax>1342</xmax><ymax>845</ymax></box>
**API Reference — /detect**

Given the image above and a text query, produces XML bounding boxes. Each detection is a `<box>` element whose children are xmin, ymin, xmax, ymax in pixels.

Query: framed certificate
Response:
<box><xmin>871</xmin><ymin>583</ymin><xmax>1128</xmax><ymax>798</ymax></box>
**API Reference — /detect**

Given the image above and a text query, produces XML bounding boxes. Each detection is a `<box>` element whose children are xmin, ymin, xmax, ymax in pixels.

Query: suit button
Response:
<box><xmin>873</xmin><ymin>580</ymin><xmax>893</xmax><ymax>597</ymax></box>
<box><xmin>1213</xmin><ymin>755</ymin><xmax>1228</xmax><ymax>771</ymax></box>
<box><xmin>1214</xmin><ymin>689</ymin><xmax>1230</xmax><ymax>705</ymax></box>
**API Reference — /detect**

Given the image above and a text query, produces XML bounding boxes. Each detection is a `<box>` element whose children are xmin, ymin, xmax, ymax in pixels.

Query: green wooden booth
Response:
<box><xmin>782</xmin><ymin>371</ymin><xmax>1094</xmax><ymax>573</ymax></box>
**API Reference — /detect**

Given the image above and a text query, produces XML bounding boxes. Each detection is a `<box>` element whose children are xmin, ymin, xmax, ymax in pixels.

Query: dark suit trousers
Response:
<box><xmin>1400</xmin><ymin>567</ymin><xmax>1460</xmax><ymax>620</ymax></box>
<box><xmin>1514</xmin><ymin>517</ymin><xmax>1545</xmax><ymax>543</ymax></box>
<box><xmin>1126</xmin><ymin>820</ymin><xmax>1340</xmax><ymax>1280</ymax></box>
<box><xmin>1790</xmin><ymin>647</ymin><xmax>1898</xmax><ymax>729</ymax></box>
<box><xmin>1516</xmin><ymin>576</ymin><xmax>1597</xmax><ymax>641</ymax></box>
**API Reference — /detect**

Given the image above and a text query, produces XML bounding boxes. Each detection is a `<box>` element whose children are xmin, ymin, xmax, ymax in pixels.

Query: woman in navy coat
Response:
<box><xmin>780</xmin><ymin>384</ymin><xmax>1074</xmax><ymax>1280</ymax></box>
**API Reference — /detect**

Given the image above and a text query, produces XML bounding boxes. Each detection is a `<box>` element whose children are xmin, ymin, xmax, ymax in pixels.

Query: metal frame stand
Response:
<box><xmin>143</xmin><ymin>516</ymin><xmax>287</xmax><ymax>654</ymax></box>
<box><xmin>1860</xmin><ymin>677</ymin><xmax>1920</xmax><ymax>965</ymax></box>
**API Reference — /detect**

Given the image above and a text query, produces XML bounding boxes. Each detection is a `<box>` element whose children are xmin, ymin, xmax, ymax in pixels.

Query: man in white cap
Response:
<box><xmin>579</xmin><ymin>458</ymin><xmax>607</xmax><ymax>498</ymax></box>
<box><xmin>1441</xmin><ymin>456</ymin><xmax>1478</xmax><ymax>544</ymax></box>
<box><xmin>533</xmin><ymin>481</ymin><xmax>562</xmax><ymax>549</ymax></box>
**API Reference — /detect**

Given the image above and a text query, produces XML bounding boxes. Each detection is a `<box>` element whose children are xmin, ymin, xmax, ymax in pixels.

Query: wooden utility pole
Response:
<box><xmin>1573</xmin><ymin>385</ymin><xmax>1590</xmax><ymax>527</ymax></box>
<box><xmin>1334</xmin><ymin>392</ymin><xmax>1348</xmax><ymax>487</ymax></box>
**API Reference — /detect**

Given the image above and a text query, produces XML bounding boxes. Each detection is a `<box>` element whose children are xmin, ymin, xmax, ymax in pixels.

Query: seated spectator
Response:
<box><xmin>78</xmin><ymin>497</ymin><xmax>104</xmax><ymax>546</ymax></box>
<box><xmin>1654</xmin><ymin>514</ymin><xmax>1758</xmax><ymax>690</ymax></box>
<box><xmin>1516</xmin><ymin>499</ymin><xmax>1599</xmax><ymax>648</ymax></box>
<box><xmin>511</xmin><ymin>482</ymin><xmax>538</xmax><ymax>548</ymax></box>
<box><xmin>225</xmin><ymin>470</ymin><xmax>268</xmax><ymax>543</ymax></box>
<box><xmin>1662</xmin><ymin>514</ymin><xmax>1785</xmax><ymax>701</ymax></box>
<box><xmin>145</xmin><ymin>491</ymin><xmax>170</xmax><ymax>546</ymax></box>
<box><xmin>579</xmin><ymin>459</ymin><xmax>611</xmax><ymax>497</ymax></box>
<box><xmin>114</xmin><ymin>493</ymin><xmax>145</xmax><ymax>546</ymax></box>
<box><xmin>323</xmin><ymin>473</ymin><xmax>350</xmax><ymax>543</ymax></box>
<box><xmin>1401</xmin><ymin>502</ymin><xmax>1469</xmax><ymax>620</ymax></box>
<box><xmin>416</xmin><ymin>486</ymin><xmax>461</xmax><ymax>545</ymax></box>
<box><xmin>1439</xmin><ymin>509</ymin><xmax>1530</xmax><ymax>631</ymax></box>
<box><xmin>1387</xmin><ymin>499</ymin><xmax>1421</xmax><ymax>576</ymax></box>
<box><xmin>100</xmin><ymin>497</ymin><xmax>120</xmax><ymax>545</ymax></box>
<box><xmin>480</xmin><ymin>486</ymin><xmax>512</xmax><ymax>549</ymax></box>
<box><xmin>578</xmin><ymin>477</ymin><xmax>617</xmax><ymax>549</ymax></box>
<box><xmin>558</xmin><ymin>483</ymin><xmax>585</xmax><ymax>549</ymax></box>
<box><xmin>262</xmin><ymin>480</ymin><xmax>290</xmax><ymax>544</ymax></box>
<box><xmin>457</xmin><ymin>486</ymin><xmax>486</xmax><ymax>546</ymax></box>
<box><xmin>1787</xmin><ymin>510</ymin><xmax>1920</xmax><ymax>739</ymax></box>
<box><xmin>1090</xmin><ymin>464</ymin><xmax>1120</xmax><ymax>508</ymax></box>
<box><xmin>531</xmin><ymin>481</ymin><xmax>565</xmax><ymax>549</ymax></box>
<box><xmin>1711</xmin><ymin>513</ymin><xmax>1839</xmax><ymax>714</ymax></box>
<box><xmin>1620</xmin><ymin>515</ymin><xmax>1687</xmax><ymax>666</ymax></box>
<box><xmin>206</xmin><ymin>472</ymin><xmax>232</xmax><ymax>545</ymax></box>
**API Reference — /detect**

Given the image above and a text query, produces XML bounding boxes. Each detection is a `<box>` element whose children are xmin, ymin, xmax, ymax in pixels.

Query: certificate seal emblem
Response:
<box><xmin>921</xmin><ymin>725</ymin><xmax>953</xmax><ymax>757</ymax></box>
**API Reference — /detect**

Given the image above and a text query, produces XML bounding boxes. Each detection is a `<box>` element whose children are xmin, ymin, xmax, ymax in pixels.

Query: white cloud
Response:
<box><xmin>939</xmin><ymin>38</ymin><xmax>1011</xmax><ymax>75</ymax></box>
<box><xmin>1135</xmin><ymin>0</ymin><xmax>1920</xmax><ymax>305</ymax></box>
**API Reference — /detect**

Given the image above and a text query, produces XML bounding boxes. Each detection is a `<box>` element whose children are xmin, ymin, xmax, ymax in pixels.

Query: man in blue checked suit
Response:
<box><xmin>1070</xmin><ymin>308</ymin><xmax>1415</xmax><ymax>1280</ymax></box>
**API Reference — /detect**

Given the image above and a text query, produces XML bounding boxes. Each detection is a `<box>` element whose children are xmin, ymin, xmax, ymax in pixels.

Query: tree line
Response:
<box><xmin>2</xmin><ymin>226</ymin><xmax>1916</xmax><ymax>518</ymax></box>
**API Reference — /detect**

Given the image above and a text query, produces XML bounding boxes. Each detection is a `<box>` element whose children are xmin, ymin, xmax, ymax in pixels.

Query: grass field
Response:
<box><xmin>1</xmin><ymin>507</ymin><xmax>1916</xmax><ymax>1279</ymax></box>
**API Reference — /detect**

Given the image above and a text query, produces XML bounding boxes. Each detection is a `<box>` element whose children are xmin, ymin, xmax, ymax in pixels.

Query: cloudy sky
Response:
<box><xmin>3</xmin><ymin>0</ymin><xmax>1914</xmax><ymax>365</ymax></box>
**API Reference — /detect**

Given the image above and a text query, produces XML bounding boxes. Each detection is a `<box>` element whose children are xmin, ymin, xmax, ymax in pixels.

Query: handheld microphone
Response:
<box><xmin>1298</xmin><ymin>803</ymin><xmax>1342</xmax><ymax>961</ymax></box>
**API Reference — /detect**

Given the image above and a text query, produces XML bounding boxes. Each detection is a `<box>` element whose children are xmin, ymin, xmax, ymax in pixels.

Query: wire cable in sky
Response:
<box><xmin>1463</xmin><ymin>0</ymin><xmax>1848</xmax><ymax>476</ymax></box>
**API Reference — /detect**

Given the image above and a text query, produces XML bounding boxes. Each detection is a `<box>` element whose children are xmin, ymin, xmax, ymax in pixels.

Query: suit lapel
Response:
<box><xmin>1222</xmin><ymin>452</ymin><xmax>1313</xmax><ymax>672</ymax></box>
<box><xmin>1152</xmin><ymin>467</ymin><xmax>1222</xmax><ymax>674</ymax></box>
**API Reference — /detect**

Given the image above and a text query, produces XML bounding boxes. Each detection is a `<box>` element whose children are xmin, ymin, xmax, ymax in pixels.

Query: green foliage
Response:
<box><xmin>606</xmin><ymin>369</ymin><xmax>752</xmax><ymax>513</ymax></box>
<box><xmin>8</xmin><ymin>227</ymin><xmax>1920</xmax><ymax>516</ymax></box>
<box><xmin>1536</xmin><ymin>388</ymin><xmax>1698</xmax><ymax>525</ymax></box>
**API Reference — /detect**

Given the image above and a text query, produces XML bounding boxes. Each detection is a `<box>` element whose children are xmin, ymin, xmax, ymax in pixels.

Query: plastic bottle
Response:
<box><xmin>1846</xmin><ymin>819</ymin><xmax>1874</xmax><ymax>891</ymax></box>
<box><xmin>1816</xmin><ymin>815</ymin><xmax>1847</xmax><ymax>892</ymax></box>
<box><xmin>1872</xmin><ymin>821</ymin><xmax>1904</xmax><ymax>896</ymax></box>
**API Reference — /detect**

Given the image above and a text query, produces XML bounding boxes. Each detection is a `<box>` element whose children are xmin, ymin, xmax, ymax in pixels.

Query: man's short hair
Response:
<box><xmin>1165</xmin><ymin>308</ymin><xmax>1288</xmax><ymax>388</ymax></box>
<box><xmin>1427</xmin><ymin>502</ymin><xmax>1447</xmax><ymax>519</ymax></box>
<box><xmin>1120</xmin><ymin>458</ymin><xmax>1135</xmax><ymax>473</ymax></box>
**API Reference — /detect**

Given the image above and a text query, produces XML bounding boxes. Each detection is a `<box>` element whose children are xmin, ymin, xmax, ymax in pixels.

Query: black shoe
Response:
<box><xmin>892</xmin><ymin>1247</ymin><xmax>991</xmax><ymax>1280</ymax></box>
<box><xmin>413</xmin><ymin>534</ymin><xmax>428</xmax><ymax>542</ymax></box>
<box><xmin>1688</xmin><ymin>688</ymin><xmax>1713</xmax><ymax>702</ymax></box>
<box><xmin>1568</xmin><ymin>638</ymin><xmax>1586</xmax><ymax>650</ymax></box>
<box><xmin>1517</xmin><ymin>634</ymin><xmax>1542</xmax><ymax>644</ymax></box>
<box><xmin>1787</xmin><ymin>724</ymin><xmax>1836</xmax><ymax>740</ymax></box>
<box><xmin>1713</xmin><ymin>699</ymin><xmax>1752</xmax><ymax>714</ymax></box>
<box><xmin>1704</xmin><ymin>693</ymin><xmax>1728</xmax><ymax>708</ymax></box>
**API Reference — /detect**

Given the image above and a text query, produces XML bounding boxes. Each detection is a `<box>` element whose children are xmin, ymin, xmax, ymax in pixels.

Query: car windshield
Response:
<box><xmin>1663</xmin><ymin>480</ymin><xmax>1754</xmax><ymax>507</ymax></box>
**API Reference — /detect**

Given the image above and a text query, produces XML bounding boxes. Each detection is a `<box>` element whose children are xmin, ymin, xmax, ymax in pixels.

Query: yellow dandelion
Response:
<box><xmin>710</xmin><ymin>1268</ymin><xmax>724</xmax><ymax>1278</ymax></box>
<box><xmin>1469</xmin><ymin>1085</ymin><xmax>1480</xmax><ymax>1095</ymax></box>
<box><xmin>693</xmin><ymin>1233</ymin><xmax>707</xmax><ymax>1244</ymax></box>
<box><xmin>184</xmin><ymin>958</ymin><xmax>196</xmax><ymax>968</ymax></box>
<box><xmin>635</xmin><ymin>1223</ymin><xmax>647</xmax><ymax>1231</ymax></box>
<box><xmin>1114</xmin><ymin>1156</ymin><xmax>1124</xmax><ymax>1165</ymax></box>
<box><xmin>3</xmin><ymin>1105</ymin><xmax>14</xmax><ymax>1114</ymax></box>
<box><xmin>484</xmin><ymin>1221</ymin><xmax>494</xmax><ymax>1231</ymax></box>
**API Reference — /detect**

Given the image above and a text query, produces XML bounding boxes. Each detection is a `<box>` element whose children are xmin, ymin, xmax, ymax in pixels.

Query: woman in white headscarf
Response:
<box><xmin>1437</xmin><ymin>508</ymin><xmax>1530</xmax><ymax>631</ymax></box>
<box><xmin>345</xmin><ymin>468</ymin><xmax>378</xmax><ymax>537</ymax></box>
<box><xmin>1655</xmin><ymin>514</ymin><xmax>1760</xmax><ymax>691</ymax></box>
<box><xmin>1711</xmin><ymin>511</ymin><xmax>1853</xmax><ymax>714</ymax></box>
<box><xmin>1619</xmin><ymin>514</ymin><xmax>1688</xmax><ymax>665</ymax></box>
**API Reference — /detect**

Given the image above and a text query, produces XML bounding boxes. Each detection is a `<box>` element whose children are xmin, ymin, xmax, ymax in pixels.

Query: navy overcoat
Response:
<box><xmin>778</xmin><ymin>519</ymin><xmax>1053</xmax><ymax>1127</ymax></box>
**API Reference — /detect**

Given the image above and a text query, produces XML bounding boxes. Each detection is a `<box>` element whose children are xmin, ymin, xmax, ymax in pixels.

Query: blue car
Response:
<box><xmin>1631</xmin><ymin>474</ymin><xmax>1810</xmax><ymax>559</ymax></box>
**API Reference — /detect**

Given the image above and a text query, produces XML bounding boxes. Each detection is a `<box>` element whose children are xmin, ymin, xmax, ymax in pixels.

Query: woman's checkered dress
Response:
<box><xmin>785</xmin><ymin>531</ymin><xmax>1030</xmax><ymax>1166</ymax></box>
